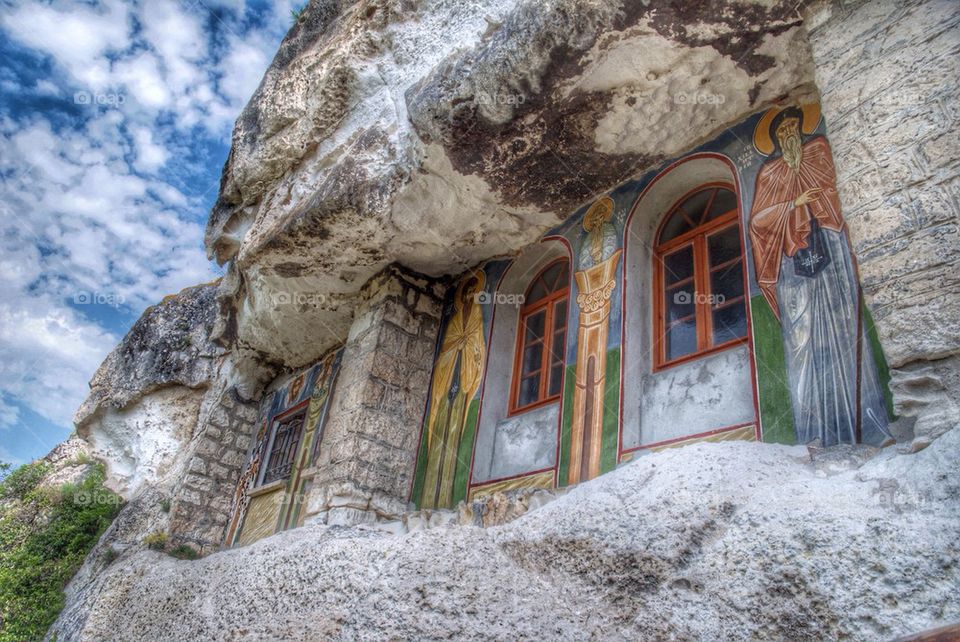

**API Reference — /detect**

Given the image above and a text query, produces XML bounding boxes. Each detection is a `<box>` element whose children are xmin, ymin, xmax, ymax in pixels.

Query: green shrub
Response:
<box><xmin>101</xmin><ymin>546</ymin><xmax>120</xmax><ymax>566</ymax></box>
<box><xmin>159</xmin><ymin>497</ymin><xmax>171</xmax><ymax>513</ymax></box>
<box><xmin>0</xmin><ymin>462</ymin><xmax>121</xmax><ymax>642</ymax></box>
<box><xmin>0</xmin><ymin>461</ymin><xmax>51</xmax><ymax>501</ymax></box>
<box><xmin>168</xmin><ymin>544</ymin><xmax>199</xmax><ymax>560</ymax></box>
<box><xmin>143</xmin><ymin>531</ymin><xmax>167</xmax><ymax>550</ymax></box>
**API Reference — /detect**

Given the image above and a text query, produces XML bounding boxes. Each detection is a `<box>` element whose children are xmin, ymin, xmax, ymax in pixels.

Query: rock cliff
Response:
<box><xmin>50</xmin><ymin>428</ymin><xmax>960</xmax><ymax>640</ymax></box>
<box><xmin>206</xmin><ymin>0</ymin><xmax>816</xmax><ymax>375</ymax></box>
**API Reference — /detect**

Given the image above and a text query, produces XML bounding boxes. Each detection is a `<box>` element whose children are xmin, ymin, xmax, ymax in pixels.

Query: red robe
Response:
<box><xmin>749</xmin><ymin>136</ymin><xmax>846</xmax><ymax>320</ymax></box>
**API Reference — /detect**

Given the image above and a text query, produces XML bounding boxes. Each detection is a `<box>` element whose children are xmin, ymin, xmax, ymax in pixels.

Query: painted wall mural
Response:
<box><xmin>411</xmin><ymin>101</ymin><xmax>895</xmax><ymax>510</ymax></box>
<box><xmin>568</xmin><ymin>197</ymin><xmax>621</xmax><ymax>485</ymax></box>
<box><xmin>225</xmin><ymin>347</ymin><xmax>343</xmax><ymax>547</ymax></box>
<box><xmin>748</xmin><ymin>104</ymin><xmax>891</xmax><ymax>447</ymax></box>
<box><xmin>413</xmin><ymin>273</ymin><xmax>487</xmax><ymax>509</ymax></box>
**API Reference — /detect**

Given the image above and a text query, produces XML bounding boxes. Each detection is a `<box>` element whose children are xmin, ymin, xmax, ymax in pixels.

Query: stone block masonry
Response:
<box><xmin>304</xmin><ymin>264</ymin><xmax>445</xmax><ymax>526</ymax></box>
<box><xmin>167</xmin><ymin>383</ymin><xmax>260</xmax><ymax>553</ymax></box>
<box><xmin>808</xmin><ymin>0</ymin><xmax>960</xmax><ymax>366</ymax></box>
<box><xmin>807</xmin><ymin>0</ymin><xmax>960</xmax><ymax>448</ymax></box>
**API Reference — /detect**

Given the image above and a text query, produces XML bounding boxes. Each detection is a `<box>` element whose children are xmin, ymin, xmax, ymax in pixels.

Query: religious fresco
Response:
<box><xmin>411</xmin><ymin>101</ymin><xmax>895</xmax><ymax>509</ymax></box>
<box><xmin>225</xmin><ymin>347</ymin><xmax>343</xmax><ymax>547</ymax></box>
<box><xmin>567</xmin><ymin>196</ymin><xmax>622</xmax><ymax>485</ymax></box>
<box><xmin>412</xmin><ymin>272</ymin><xmax>488</xmax><ymax>509</ymax></box>
<box><xmin>748</xmin><ymin>104</ymin><xmax>892</xmax><ymax>447</ymax></box>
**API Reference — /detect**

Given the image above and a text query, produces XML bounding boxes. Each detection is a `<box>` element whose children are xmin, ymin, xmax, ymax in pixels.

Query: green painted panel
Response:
<box><xmin>557</xmin><ymin>363</ymin><xmax>577</xmax><ymax>487</ymax></box>
<box><xmin>452</xmin><ymin>398</ymin><xmax>480</xmax><ymax>506</ymax></box>
<box><xmin>600</xmin><ymin>348</ymin><xmax>621</xmax><ymax>473</ymax></box>
<box><xmin>410</xmin><ymin>414</ymin><xmax>430</xmax><ymax>508</ymax></box>
<box><xmin>750</xmin><ymin>294</ymin><xmax>796</xmax><ymax>444</ymax></box>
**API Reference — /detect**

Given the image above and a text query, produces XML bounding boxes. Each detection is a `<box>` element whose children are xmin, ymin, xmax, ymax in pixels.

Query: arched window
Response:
<box><xmin>654</xmin><ymin>184</ymin><xmax>748</xmax><ymax>368</ymax></box>
<box><xmin>510</xmin><ymin>259</ymin><xmax>570</xmax><ymax>413</ymax></box>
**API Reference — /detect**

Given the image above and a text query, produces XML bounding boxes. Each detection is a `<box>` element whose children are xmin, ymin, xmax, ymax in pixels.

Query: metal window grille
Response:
<box><xmin>262</xmin><ymin>413</ymin><xmax>305</xmax><ymax>484</ymax></box>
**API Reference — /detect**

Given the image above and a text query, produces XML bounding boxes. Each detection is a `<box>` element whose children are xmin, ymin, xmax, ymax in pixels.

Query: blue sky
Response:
<box><xmin>0</xmin><ymin>0</ymin><xmax>299</xmax><ymax>465</ymax></box>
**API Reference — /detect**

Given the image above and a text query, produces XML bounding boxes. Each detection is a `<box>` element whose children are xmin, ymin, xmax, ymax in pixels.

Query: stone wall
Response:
<box><xmin>167</xmin><ymin>382</ymin><xmax>259</xmax><ymax>553</ymax></box>
<box><xmin>806</xmin><ymin>0</ymin><xmax>960</xmax><ymax>447</ymax></box>
<box><xmin>303</xmin><ymin>265</ymin><xmax>445</xmax><ymax>526</ymax></box>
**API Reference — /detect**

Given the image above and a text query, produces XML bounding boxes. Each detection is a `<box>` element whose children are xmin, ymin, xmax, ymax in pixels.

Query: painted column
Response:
<box><xmin>568</xmin><ymin>195</ymin><xmax>622</xmax><ymax>485</ymax></box>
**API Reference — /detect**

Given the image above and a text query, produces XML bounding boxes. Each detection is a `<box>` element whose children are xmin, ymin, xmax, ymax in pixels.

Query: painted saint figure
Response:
<box><xmin>749</xmin><ymin>104</ymin><xmax>890</xmax><ymax>446</ymax></box>
<box><xmin>420</xmin><ymin>273</ymin><xmax>487</xmax><ymax>509</ymax></box>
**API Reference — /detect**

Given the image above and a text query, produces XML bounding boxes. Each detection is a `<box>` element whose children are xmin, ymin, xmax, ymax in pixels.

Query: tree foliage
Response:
<box><xmin>0</xmin><ymin>461</ymin><xmax>121</xmax><ymax>642</ymax></box>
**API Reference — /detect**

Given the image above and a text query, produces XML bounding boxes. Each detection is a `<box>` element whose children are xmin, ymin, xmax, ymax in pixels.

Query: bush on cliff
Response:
<box><xmin>0</xmin><ymin>460</ymin><xmax>121</xmax><ymax>642</ymax></box>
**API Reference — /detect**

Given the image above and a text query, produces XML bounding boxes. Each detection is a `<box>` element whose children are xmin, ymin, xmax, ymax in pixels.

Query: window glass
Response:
<box><xmin>263</xmin><ymin>413</ymin><xmax>305</xmax><ymax>484</ymax></box>
<box><xmin>655</xmin><ymin>186</ymin><xmax>747</xmax><ymax>367</ymax></box>
<box><xmin>512</xmin><ymin>260</ymin><xmax>570</xmax><ymax>412</ymax></box>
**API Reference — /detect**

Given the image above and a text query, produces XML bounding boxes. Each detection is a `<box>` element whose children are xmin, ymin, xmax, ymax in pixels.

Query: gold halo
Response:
<box><xmin>753</xmin><ymin>103</ymin><xmax>822</xmax><ymax>156</ymax></box>
<box><xmin>457</xmin><ymin>269</ymin><xmax>486</xmax><ymax>300</ymax></box>
<box><xmin>583</xmin><ymin>196</ymin><xmax>615</xmax><ymax>231</ymax></box>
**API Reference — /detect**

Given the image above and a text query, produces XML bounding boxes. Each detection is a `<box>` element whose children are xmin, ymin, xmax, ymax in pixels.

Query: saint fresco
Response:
<box><xmin>749</xmin><ymin>104</ymin><xmax>891</xmax><ymax>446</ymax></box>
<box><xmin>419</xmin><ymin>273</ymin><xmax>487</xmax><ymax>509</ymax></box>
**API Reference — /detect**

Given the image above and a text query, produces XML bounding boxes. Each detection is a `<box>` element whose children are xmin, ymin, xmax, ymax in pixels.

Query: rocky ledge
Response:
<box><xmin>50</xmin><ymin>425</ymin><xmax>959</xmax><ymax>641</ymax></box>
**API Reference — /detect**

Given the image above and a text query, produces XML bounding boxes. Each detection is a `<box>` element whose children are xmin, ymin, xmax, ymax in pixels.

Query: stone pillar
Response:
<box><xmin>805</xmin><ymin>0</ymin><xmax>960</xmax><ymax>447</ymax></box>
<box><xmin>167</xmin><ymin>382</ymin><xmax>260</xmax><ymax>553</ymax></box>
<box><xmin>303</xmin><ymin>265</ymin><xmax>444</xmax><ymax>526</ymax></box>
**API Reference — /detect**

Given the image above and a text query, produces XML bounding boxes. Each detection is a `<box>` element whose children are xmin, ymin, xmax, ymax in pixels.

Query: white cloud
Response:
<box><xmin>0</xmin><ymin>398</ymin><xmax>20</xmax><ymax>430</ymax></box>
<box><xmin>0</xmin><ymin>0</ymin><xmax>292</xmax><ymax>462</ymax></box>
<box><xmin>132</xmin><ymin>126</ymin><xmax>169</xmax><ymax>173</ymax></box>
<box><xmin>1</xmin><ymin>0</ymin><xmax>130</xmax><ymax>89</ymax></box>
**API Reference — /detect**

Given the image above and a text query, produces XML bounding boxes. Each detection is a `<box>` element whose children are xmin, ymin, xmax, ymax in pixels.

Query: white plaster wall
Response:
<box><xmin>622</xmin><ymin>156</ymin><xmax>754</xmax><ymax>449</ymax></box>
<box><xmin>639</xmin><ymin>345</ymin><xmax>754</xmax><ymax>444</ymax></box>
<box><xmin>472</xmin><ymin>240</ymin><xmax>570</xmax><ymax>483</ymax></box>
<box><xmin>489</xmin><ymin>403</ymin><xmax>559</xmax><ymax>480</ymax></box>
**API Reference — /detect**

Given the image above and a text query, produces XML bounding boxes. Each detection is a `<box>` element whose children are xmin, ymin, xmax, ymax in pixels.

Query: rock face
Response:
<box><xmin>206</xmin><ymin>0</ymin><xmax>817</xmax><ymax>371</ymax></box>
<box><xmin>49</xmin><ymin>427</ymin><xmax>960</xmax><ymax>641</ymax></box>
<box><xmin>75</xmin><ymin>283</ymin><xmax>225</xmax><ymax>497</ymax></box>
<box><xmin>805</xmin><ymin>0</ymin><xmax>960</xmax><ymax>452</ymax></box>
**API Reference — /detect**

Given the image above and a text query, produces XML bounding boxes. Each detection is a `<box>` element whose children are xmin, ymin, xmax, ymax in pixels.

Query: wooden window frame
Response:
<box><xmin>653</xmin><ymin>183</ymin><xmax>749</xmax><ymax>371</ymax></box>
<box><xmin>257</xmin><ymin>404</ymin><xmax>308</xmax><ymax>486</ymax></box>
<box><xmin>509</xmin><ymin>258</ymin><xmax>570</xmax><ymax>416</ymax></box>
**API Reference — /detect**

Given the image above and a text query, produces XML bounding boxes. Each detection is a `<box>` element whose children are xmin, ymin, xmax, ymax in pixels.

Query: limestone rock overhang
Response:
<box><xmin>204</xmin><ymin>0</ymin><xmax>819</xmax><ymax>370</ymax></box>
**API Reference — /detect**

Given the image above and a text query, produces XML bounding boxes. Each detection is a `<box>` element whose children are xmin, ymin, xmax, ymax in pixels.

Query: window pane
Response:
<box><xmin>704</xmin><ymin>188</ymin><xmax>737</xmax><ymax>221</ymax></box>
<box><xmin>547</xmin><ymin>363</ymin><xmax>564</xmax><ymax>397</ymax></box>
<box><xmin>662</xmin><ymin>245</ymin><xmax>694</xmax><ymax>285</ymax></box>
<box><xmin>712</xmin><ymin>302</ymin><xmax>748</xmax><ymax>344</ymax></box>
<box><xmin>666</xmin><ymin>317</ymin><xmax>698</xmax><ymax>361</ymax></box>
<box><xmin>523</xmin><ymin>309</ymin><xmax>546</xmax><ymax>344</ymax></box>
<box><xmin>708</xmin><ymin>225</ymin><xmax>742</xmax><ymax>266</ymax></box>
<box><xmin>521</xmin><ymin>342</ymin><xmax>543</xmax><ymax>377</ymax></box>
<box><xmin>552</xmin><ymin>299</ymin><xmax>567</xmax><ymax>332</ymax></box>
<box><xmin>554</xmin><ymin>262</ymin><xmax>569</xmax><ymax>290</ymax></box>
<box><xmin>665</xmin><ymin>284</ymin><xmax>695</xmax><ymax>323</ymax></box>
<box><xmin>518</xmin><ymin>373</ymin><xmax>541</xmax><ymax>407</ymax></box>
<box><xmin>659</xmin><ymin>210</ymin><xmax>692</xmax><ymax>242</ymax></box>
<box><xmin>263</xmin><ymin>415</ymin><xmax>304</xmax><ymax>484</ymax></box>
<box><xmin>710</xmin><ymin>261</ymin><xmax>744</xmax><ymax>303</ymax></box>
<box><xmin>526</xmin><ymin>279</ymin><xmax>548</xmax><ymax>305</ymax></box>
<box><xmin>679</xmin><ymin>188</ymin><xmax>714</xmax><ymax>224</ymax></box>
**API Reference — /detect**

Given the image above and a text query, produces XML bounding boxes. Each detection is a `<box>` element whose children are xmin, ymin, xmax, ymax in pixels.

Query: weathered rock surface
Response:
<box><xmin>75</xmin><ymin>283</ymin><xmax>225</xmax><ymax>497</ymax></box>
<box><xmin>75</xmin><ymin>283</ymin><xmax>223</xmax><ymax>427</ymax></box>
<box><xmin>207</xmin><ymin>0</ymin><xmax>818</xmax><ymax>370</ymax></box>
<box><xmin>50</xmin><ymin>425</ymin><xmax>959</xmax><ymax>641</ymax></box>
